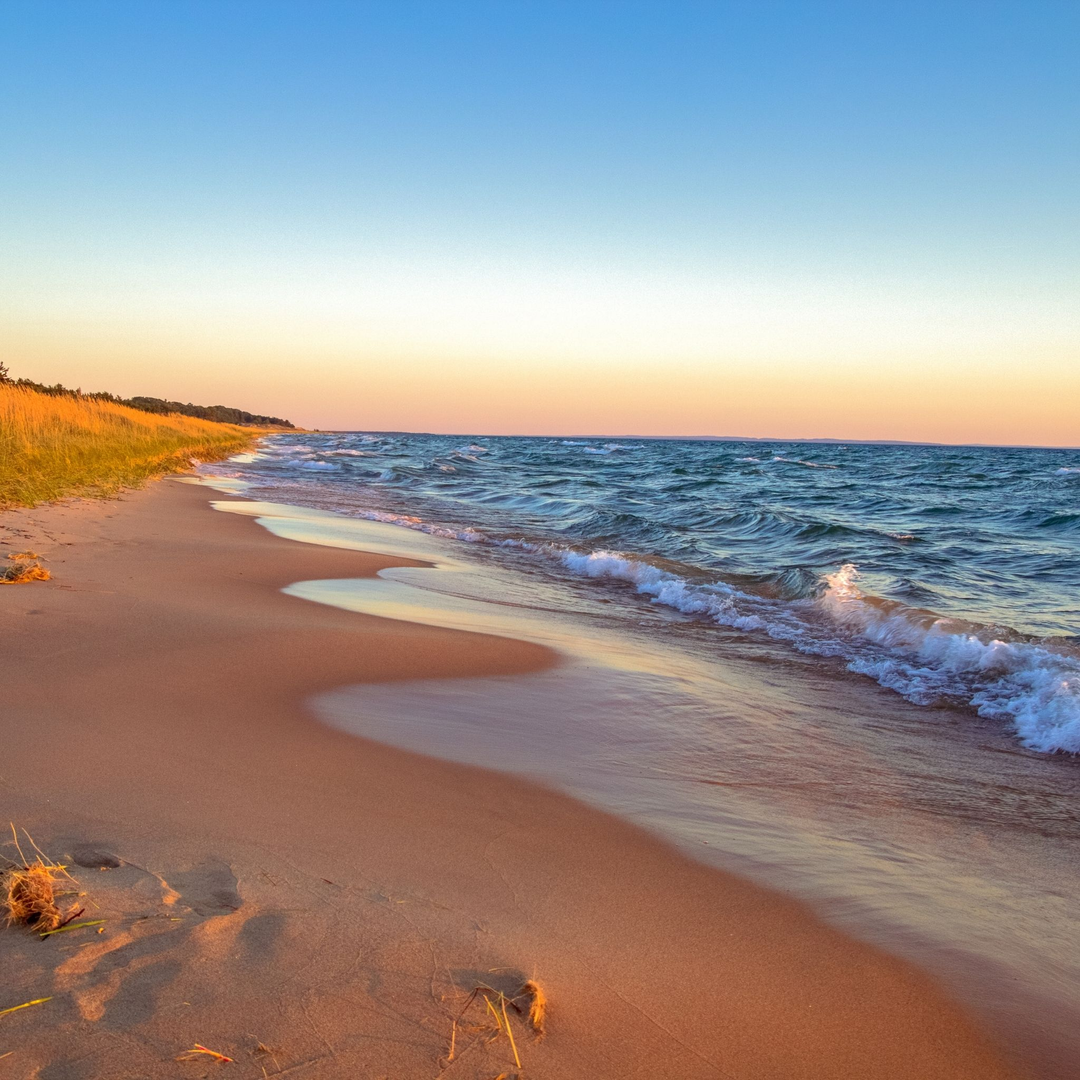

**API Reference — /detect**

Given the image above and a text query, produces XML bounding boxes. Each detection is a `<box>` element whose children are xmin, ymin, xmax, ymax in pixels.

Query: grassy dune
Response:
<box><xmin>0</xmin><ymin>384</ymin><xmax>260</xmax><ymax>508</ymax></box>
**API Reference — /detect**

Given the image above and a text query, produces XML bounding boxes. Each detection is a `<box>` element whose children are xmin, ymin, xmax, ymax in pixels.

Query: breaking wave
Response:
<box><xmin>553</xmin><ymin>553</ymin><xmax>1079</xmax><ymax>753</ymax></box>
<box><xmin>285</xmin><ymin>494</ymin><xmax>1080</xmax><ymax>754</ymax></box>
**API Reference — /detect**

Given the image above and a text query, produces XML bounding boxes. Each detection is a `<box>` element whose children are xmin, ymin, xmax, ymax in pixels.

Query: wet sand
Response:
<box><xmin>0</xmin><ymin>480</ymin><xmax>1020</xmax><ymax>1078</ymax></box>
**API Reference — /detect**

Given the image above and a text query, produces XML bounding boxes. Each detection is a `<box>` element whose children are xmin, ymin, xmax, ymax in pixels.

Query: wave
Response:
<box><xmin>562</xmin><ymin>442</ymin><xmax>640</xmax><ymax>455</ymax></box>
<box><xmin>772</xmin><ymin>456</ymin><xmax>838</xmax><ymax>469</ymax></box>
<box><xmin>552</xmin><ymin>553</ymin><xmax>1079</xmax><ymax>754</ymax></box>
<box><xmin>340</xmin><ymin>506</ymin><xmax>490</xmax><ymax>544</ymax></box>
<box><xmin>1056</xmin><ymin>467</ymin><xmax>1080</xmax><ymax>476</ymax></box>
<box><xmin>1037</xmin><ymin>513</ymin><xmax>1080</xmax><ymax>530</ymax></box>
<box><xmin>302</xmin><ymin>489</ymin><xmax>1079</xmax><ymax>753</ymax></box>
<box><xmin>288</xmin><ymin>459</ymin><xmax>339</xmax><ymax>471</ymax></box>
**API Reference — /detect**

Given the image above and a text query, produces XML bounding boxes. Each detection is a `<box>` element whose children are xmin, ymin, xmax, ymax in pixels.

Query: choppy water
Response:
<box><xmin>218</xmin><ymin>432</ymin><xmax>1080</xmax><ymax>753</ymax></box>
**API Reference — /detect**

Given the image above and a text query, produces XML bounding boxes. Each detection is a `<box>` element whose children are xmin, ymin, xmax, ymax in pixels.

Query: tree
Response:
<box><xmin>0</xmin><ymin>361</ymin><xmax>10</xmax><ymax>384</ymax></box>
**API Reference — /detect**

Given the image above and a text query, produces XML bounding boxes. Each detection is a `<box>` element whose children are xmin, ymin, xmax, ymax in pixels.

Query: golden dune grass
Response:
<box><xmin>0</xmin><ymin>385</ymin><xmax>259</xmax><ymax>507</ymax></box>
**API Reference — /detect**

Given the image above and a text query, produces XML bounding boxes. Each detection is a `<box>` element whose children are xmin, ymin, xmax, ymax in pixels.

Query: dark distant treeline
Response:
<box><xmin>123</xmin><ymin>395</ymin><xmax>294</xmax><ymax>428</ymax></box>
<box><xmin>3</xmin><ymin>371</ymin><xmax>294</xmax><ymax>428</ymax></box>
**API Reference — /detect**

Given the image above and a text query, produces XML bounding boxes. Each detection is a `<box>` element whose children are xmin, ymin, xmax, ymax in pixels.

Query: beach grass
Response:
<box><xmin>0</xmin><ymin>384</ymin><xmax>260</xmax><ymax>508</ymax></box>
<box><xmin>446</xmin><ymin>980</ymin><xmax>547</xmax><ymax>1068</ymax></box>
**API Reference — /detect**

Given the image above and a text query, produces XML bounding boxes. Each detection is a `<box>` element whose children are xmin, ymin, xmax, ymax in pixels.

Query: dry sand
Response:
<box><xmin>0</xmin><ymin>480</ymin><xmax>1021</xmax><ymax>1079</ymax></box>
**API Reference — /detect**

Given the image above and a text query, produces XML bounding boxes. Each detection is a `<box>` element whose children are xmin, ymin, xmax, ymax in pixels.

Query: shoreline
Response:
<box><xmin>215</xmin><ymin>485</ymin><xmax>1080</xmax><ymax>1080</ymax></box>
<box><xmin>1</xmin><ymin>480</ymin><xmax>1020</xmax><ymax>1078</ymax></box>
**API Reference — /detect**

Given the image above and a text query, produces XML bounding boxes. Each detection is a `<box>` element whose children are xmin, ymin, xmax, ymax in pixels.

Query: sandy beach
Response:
<box><xmin>0</xmin><ymin>479</ymin><xmax>1021</xmax><ymax>1079</ymax></box>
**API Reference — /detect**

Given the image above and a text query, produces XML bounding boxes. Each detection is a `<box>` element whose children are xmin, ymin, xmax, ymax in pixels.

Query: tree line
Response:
<box><xmin>0</xmin><ymin>364</ymin><xmax>294</xmax><ymax>428</ymax></box>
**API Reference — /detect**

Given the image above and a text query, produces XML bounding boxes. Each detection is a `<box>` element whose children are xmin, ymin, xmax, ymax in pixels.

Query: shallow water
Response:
<box><xmin>213</xmin><ymin>432</ymin><xmax>1080</xmax><ymax>753</ymax></box>
<box><xmin>202</xmin><ymin>433</ymin><xmax>1080</xmax><ymax>1077</ymax></box>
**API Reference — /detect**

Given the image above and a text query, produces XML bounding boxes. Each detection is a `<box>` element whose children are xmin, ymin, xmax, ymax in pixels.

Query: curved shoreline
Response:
<box><xmin>219</xmin><ymin>489</ymin><xmax>1080</xmax><ymax>1080</ymax></box>
<box><xmin>0</xmin><ymin>480</ymin><xmax>1020</xmax><ymax>1078</ymax></box>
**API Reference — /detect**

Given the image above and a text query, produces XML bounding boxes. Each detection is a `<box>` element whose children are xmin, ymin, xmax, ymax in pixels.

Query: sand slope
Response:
<box><xmin>0</xmin><ymin>481</ymin><xmax>1019</xmax><ymax>1078</ymax></box>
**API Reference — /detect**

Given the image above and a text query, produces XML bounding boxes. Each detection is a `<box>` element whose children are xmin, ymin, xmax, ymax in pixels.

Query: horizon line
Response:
<box><xmin>301</xmin><ymin>429</ymin><xmax>1079</xmax><ymax>452</ymax></box>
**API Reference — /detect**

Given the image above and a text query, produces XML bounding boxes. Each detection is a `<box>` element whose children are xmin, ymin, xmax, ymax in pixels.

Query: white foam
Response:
<box><xmin>370</xmin><ymin>510</ymin><xmax>486</xmax><ymax>543</ymax></box>
<box><xmin>289</xmin><ymin>459</ymin><xmax>339</xmax><ymax>470</ymax></box>
<box><xmin>1055</xmin><ymin>467</ymin><xmax>1080</xmax><ymax>475</ymax></box>
<box><xmin>772</xmin><ymin>455</ymin><xmax>838</xmax><ymax>469</ymax></box>
<box><xmin>552</xmin><ymin>553</ymin><xmax>1080</xmax><ymax>754</ymax></box>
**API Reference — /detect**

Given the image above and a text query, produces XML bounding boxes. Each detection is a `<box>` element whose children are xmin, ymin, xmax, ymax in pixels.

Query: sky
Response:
<box><xmin>1</xmin><ymin>1</ymin><xmax>1077</xmax><ymax>444</ymax></box>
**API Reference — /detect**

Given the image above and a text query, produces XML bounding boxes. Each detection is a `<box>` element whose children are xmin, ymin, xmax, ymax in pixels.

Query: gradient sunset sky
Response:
<box><xmin>2</xmin><ymin>1</ymin><xmax>1077</xmax><ymax>444</ymax></box>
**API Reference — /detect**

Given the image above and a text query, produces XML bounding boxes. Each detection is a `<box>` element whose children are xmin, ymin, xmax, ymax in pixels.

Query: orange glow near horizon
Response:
<box><xmin>8</xmin><ymin>325</ymin><xmax>1077</xmax><ymax>447</ymax></box>
<box><xmin>5</xmin><ymin>248</ymin><xmax>1077</xmax><ymax>447</ymax></box>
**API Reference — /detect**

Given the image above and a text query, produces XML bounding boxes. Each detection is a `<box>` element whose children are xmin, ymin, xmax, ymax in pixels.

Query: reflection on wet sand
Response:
<box><xmin>213</xmin><ymin>496</ymin><xmax>1080</xmax><ymax>1080</ymax></box>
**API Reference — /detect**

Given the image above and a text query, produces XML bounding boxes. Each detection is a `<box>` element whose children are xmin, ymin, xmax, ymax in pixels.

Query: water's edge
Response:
<box><xmin>203</xmin><ymin>487</ymin><xmax>1080</xmax><ymax>1080</ymax></box>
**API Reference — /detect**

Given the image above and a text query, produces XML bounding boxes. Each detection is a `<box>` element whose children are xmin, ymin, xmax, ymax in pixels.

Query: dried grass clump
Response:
<box><xmin>446</xmin><ymin>979</ymin><xmax>548</xmax><ymax>1070</ymax></box>
<box><xmin>4</xmin><ymin>862</ymin><xmax>63</xmax><ymax>931</ymax></box>
<box><xmin>2</xmin><ymin>827</ymin><xmax>78</xmax><ymax>933</ymax></box>
<box><xmin>519</xmin><ymin>979</ymin><xmax>547</xmax><ymax>1035</ymax></box>
<box><xmin>1</xmin><ymin>556</ymin><xmax>50</xmax><ymax>584</ymax></box>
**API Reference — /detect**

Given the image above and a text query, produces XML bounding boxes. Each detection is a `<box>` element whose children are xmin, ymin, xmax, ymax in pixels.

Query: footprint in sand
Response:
<box><xmin>52</xmin><ymin>853</ymin><xmax>247</xmax><ymax>1028</ymax></box>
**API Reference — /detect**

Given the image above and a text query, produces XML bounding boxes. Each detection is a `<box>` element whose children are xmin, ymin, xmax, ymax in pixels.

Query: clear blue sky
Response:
<box><xmin>2</xmin><ymin>1</ymin><xmax>1077</xmax><ymax>442</ymax></box>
